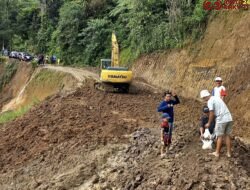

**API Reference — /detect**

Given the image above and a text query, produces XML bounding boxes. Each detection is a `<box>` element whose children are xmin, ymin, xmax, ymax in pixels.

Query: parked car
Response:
<box><xmin>9</xmin><ymin>51</ymin><xmax>19</xmax><ymax>59</ymax></box>
<box><xmin>17</xmin><ymin>52</ymin><xmax>25</xmax><ymax>60</ymax></box>
<box><xmin>22</xmin><ymin>53</ymin><xmax>33</xmax><ymax>61</ymax></box>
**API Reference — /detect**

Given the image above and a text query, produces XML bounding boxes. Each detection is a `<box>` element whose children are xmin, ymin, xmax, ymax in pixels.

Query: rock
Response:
<box><xmin>184</xmin><ymin>180</ymin><xmax>195</xmax><ymax>190</ymax></box>
<box><xmin>92</xmin><ymin>175</ymin><xmax>99</xmax><ymax>184</ymax></box>
<box><xmin>198</xmin><ymin>157</ymin><xmax>205</xmax><ymax>163</ymax></box>
<box><xmin>31</xmin><ymin>181</ymin><xmax>42</xmax><ymax>189</ymax></box>
<box><xmin>204</xmin><ymin>157</ymin><xmax>212</xmax><ymax>162</ymax></box>
<box><xmin>215</xmin><ymin>164</ymin><xmax>223</xmax><ymax>171</ymax></box>
<box><xmin>118</xmin><ymin>169</ymin><xmax>124</xmax><ymax>174</ymax></box>
<box><xmin>175</xmin><ymin>153</ymin><xmax>180</xmax><ymax>158</ymax></box>
<box><xmin>124</xmin><ymin>182</ymin><xmax>133</xmax><ymax>190</ymax></box>
<box><xmin>201</xmin><ymin>175</ymin><xmax>209</xmax><ymax>181</ymax></box>
<box><xmin>198</xmin><ymin>181</ymin><xmax>206</xmax><ymax>190</ymax></box>
<box><xmin>215</xmin><ymin>183</ymin><xmax>225</xmax><ymax>188</ymax></box>
<box><xmin>212</xmin><ymin>182</ymin><xmax>217</xmax><ymax>188</ymax></box>
<box><xmin>230</xmin><ymin>182</ymin><xmax>237</xmax><ymax>190</ymax></box>
<box><xmin>135</xmin><ymin>174</ymin><xmax>143</xmax><ymax>182</ymax></box>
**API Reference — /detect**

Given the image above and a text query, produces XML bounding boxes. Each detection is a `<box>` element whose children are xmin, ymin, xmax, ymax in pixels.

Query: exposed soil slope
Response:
<box><xmin>1</xmin><ymin>65</ymin><xmax>98</xmax><ymax>112</ymax></box>
<box><xmin>132</xmin><ymin>10</ymin><xmax>250</xmax><ymax>142</ymax></box>
<box><xmin>0</xmin><ymin>61</ymin><xmax>33</xmax><ymax>110</ymax></box>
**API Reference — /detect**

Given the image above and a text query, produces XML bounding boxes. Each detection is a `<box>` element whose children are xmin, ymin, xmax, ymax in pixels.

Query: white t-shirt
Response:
<box><xmin>207</xmin><ymin>96</ymin><xmax>233</xmax><ymax>123</ymax></box>
<box><xmin>212</xmin><ymin>86</ymin><xmax>226</xmax><ymax>98</ymax></box>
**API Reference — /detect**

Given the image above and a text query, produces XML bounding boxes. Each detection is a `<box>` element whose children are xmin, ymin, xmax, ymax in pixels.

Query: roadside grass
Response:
<box><xmin>0</xmin><ymin>98</ymin><xmax>39</xmax><ymax>124</ymax></box>
<box><xmin>33</xmin><ymin>69</ymin><xmax>66</xmax><ymax>84</ymax></box>
<box><xmin>0</xmin><ymin>56</ymin><xmax>8</xmax><ymax>64</ymax></box>
<box><xmin>0</xmin><ymin>70</ymin><xmax>69</xmax><ymax>124</ymax></box>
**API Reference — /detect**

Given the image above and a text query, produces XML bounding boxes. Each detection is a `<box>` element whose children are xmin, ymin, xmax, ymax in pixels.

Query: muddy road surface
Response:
<box><xmin>0</xmin><ymin>83</ymin><xmax>249</xmax><ymax>190</ymax></box>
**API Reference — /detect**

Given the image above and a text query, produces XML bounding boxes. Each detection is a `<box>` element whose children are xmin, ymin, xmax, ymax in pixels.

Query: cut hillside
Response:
<box><xmin>0</xmin><ymin>63</ymin><xmax>99</xmax><ymax>124</ymax></box>
<box><xmin>132</xmin><ymin>10</ymin><xmax>250</xmax><ymax>143</ymax></box>
<box><xmin>1</xmin><ymin>65</ymin><xmax>96</xmax><ymax>113</ymax></box>
<box><xmin>0</xmin><ymin>60</ymin><xmax>33</xmax><ymax>110</ymax></box>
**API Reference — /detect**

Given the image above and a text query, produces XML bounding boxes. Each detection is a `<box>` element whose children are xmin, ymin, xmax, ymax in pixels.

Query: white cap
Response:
<box><xmin>200</xmin><ymin>90</ymin><xmax>211</xmax><ymax>98</ymax></box>
<box><xmin>215</xmin><ymin>77</ymin><xmax>222</xmax><ymax>81</ymax></box>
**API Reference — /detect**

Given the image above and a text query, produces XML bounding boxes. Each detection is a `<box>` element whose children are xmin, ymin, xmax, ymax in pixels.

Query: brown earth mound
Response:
<box><xmin>0</xmin><ymin>84</ymin><xmax>249</xmax><ymax>189</ymax></box>
<box><xmin>0</xmin><ymin>84</ymin><xmax>160</xmax><ymax>171</ymax></box>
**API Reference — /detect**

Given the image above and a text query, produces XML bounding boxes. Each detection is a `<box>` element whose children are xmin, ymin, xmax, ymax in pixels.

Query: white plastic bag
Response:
<box><xmin>203</xmin><ymin>128</ymin><xmax>212</xmax><ymax>139</ymax></box>
<box><xmin>202</xmin><ymin>139</ymin><xmax>213</xmax><ymax>149</ymax></box>
<box><xmin>202</xmin><ymin>129</ymin><xmax>213</xmax><ymax>150</ymax></box>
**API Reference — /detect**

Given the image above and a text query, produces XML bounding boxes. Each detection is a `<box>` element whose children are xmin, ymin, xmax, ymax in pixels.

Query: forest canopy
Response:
<box><xmin>0</xmin><ymin>0</ymin><xmax>210</xmax><ymax>66</ymax></box>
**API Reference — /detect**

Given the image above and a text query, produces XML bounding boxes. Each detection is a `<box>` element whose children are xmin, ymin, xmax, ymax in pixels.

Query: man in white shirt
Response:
<box><xmin>212</xmin><ymin>77</ymin><xmax>227</xmax><ymax>100</ymax></box>
<box><xmin>200</xmin><ymin>90</ymin><xmax>233</xmax><ymax>158</ymax></box>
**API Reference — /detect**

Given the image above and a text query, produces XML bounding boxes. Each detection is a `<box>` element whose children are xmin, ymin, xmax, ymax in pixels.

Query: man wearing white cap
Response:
<box><xmin>212</xmin><ymin>77</ymin><xmax>227</xmax><ymax>100</ymax></box>
<box><xmin>200</xmin><ymin>90</ymin><xmax>233</xmax><ymax>158</ymax></box>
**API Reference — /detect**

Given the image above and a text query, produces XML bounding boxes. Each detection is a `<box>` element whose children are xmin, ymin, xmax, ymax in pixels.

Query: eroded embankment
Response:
<box><xmin>0</xmin><ymin>64</ymin><xmax>89</xmax><ymax>113</ymax></box>
<box><xmin>0</xmin><ymin>61</ymin><xmax>33</xmax><ymax>110</ymax></box>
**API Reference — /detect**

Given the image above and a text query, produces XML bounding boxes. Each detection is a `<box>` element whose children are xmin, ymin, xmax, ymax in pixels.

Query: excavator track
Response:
<box><xmin>94</xmin><ymin>82</ymin><xmax>129</xmax><ymax>93</ymax></box>
<box><xmin>94</xmin><ymin>82</ymin><xmax>114</xmax><ymax>93</ymax></box>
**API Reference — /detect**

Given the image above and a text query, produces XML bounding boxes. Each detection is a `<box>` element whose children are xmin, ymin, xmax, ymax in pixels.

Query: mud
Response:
<box><xmin>0</xmin><ymin>83</ymin><xmax>249</xmax><ymax>190</ymax></box>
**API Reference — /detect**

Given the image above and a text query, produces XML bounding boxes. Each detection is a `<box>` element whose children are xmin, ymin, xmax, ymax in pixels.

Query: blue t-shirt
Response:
<box><xmin>157</xmin><ymin>96</ymin><xmax>180</xmax><ymax>123</ymax></box>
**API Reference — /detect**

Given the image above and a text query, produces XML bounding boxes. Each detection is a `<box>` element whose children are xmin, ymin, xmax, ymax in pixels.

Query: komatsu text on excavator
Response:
<box><xmin>94</xmin><ymin>32</ymin><xmax>133</xmax><ymax>93</ymax></box>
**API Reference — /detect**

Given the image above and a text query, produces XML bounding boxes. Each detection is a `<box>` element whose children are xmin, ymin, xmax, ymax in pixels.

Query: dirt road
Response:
<box><xmin>43</xmin><ymin>65</ymin><xmax>99</xmax><ymax>84</ymax></box>
<box><xmin>44</xmin><ymin>65</ymin><xmax>160</xmax><ymax>93</ymax></box>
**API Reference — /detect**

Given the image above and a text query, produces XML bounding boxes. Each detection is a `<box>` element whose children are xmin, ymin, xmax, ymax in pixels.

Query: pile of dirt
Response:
<box><xmin>0</xmin><ymin>85</ymin><xmax>156</xmax><ymax>169</ymax></box>
<box><xmin>0</xmin><ymin>83</ymin><xmax>249</xmax><ymax>189</ymax></box>
<box><xmin>0</xmin><ymin>84</ymin><xmax>161</xmax><ymax>189</ymax></box>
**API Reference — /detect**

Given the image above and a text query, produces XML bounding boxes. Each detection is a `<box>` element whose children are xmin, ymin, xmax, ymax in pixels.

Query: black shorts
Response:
<box><xmin>161</xmin><ymin>127</ymin><xmax>169</xmax><ymax>133</ymax></box>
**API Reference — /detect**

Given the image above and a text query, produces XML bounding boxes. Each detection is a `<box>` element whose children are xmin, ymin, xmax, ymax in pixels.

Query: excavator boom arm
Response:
<box><xmin>111</xmin><ymin>32</ymin><xmax>119</xmax><ymax>67</ymax></box>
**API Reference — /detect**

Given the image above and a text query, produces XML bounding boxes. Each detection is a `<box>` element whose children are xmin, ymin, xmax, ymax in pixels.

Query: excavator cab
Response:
<box><xmin>101</xmin><ymin>59</ymin><xmax>111</xmax><ymax>70</ymax></box>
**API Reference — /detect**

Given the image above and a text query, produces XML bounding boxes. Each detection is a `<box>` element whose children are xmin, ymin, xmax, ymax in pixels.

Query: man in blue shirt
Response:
<box><xmin>157</xmin><ymin>91</ymin><xmax>180</xmax><ymax>144</ymax></box>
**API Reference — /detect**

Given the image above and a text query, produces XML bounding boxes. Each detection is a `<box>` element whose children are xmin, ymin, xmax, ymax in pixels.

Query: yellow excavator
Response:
<box><xmin>94</xmin><ymin>32</ymin><xmax>133</xmax><ymax>92</ymax></box>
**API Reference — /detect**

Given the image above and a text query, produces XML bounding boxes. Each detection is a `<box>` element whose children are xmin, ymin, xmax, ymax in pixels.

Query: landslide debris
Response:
<box><xmin>0</xmin><ymin>84</ymin><xmax>249</xmax><ymax>190</ymax></box>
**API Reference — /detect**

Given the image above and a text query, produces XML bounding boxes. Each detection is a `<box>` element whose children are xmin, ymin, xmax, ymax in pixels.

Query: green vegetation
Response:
<box><xmin>0</xmin><ymin>56</ymin><xmax>8</xmax><ymax>64</ymax></box>
<box><xmin>0</xmin><ymin>0</ymin><xmax>212</xmax><ymax>66</ymax></box>
<box><xmin>0</xmin><ymin>62</ymin><xmax>18</xmax><ymax>91</ymax></box>
<box><xmin>31</xmin><ymin>60</ymin><xmax>38</xmax><ymax>69</ymax></box>
<box><xmin>0</xmin><ymin>98</ymin><xmax>39</xmax><ymax>124</ymax></box>
<box><xmin>0</xmin><ymin>105</ymin><xmax>31</xmax><ymax>124</ymax></box>
<box><xmin>0</xmin><ymin>69</ymin><xmax>68</xmax><ymax>124</ymax></box>
<box><xmin>32</xmin><ymin>69</ymin><xmax>66</xmax><ymax>85</ymax></box>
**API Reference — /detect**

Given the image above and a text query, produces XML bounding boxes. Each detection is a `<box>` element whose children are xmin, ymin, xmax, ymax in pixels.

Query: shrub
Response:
<box><xmin>0</xmin><ymin>56</ymin><xmax>8</xmax><ymax>64</ymax></box>
<box><xmin>31</xmin><ymin>60</ymin><xmax>38</xmax><ymax>69</ymax></box>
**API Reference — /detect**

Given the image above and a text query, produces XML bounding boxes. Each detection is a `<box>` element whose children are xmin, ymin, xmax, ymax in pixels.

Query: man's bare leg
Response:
<box><xmin>210</xmin><ymin>136</ymin><xmax>222</xmax><ymax>157</ymax></box>
<box><xmin>216</xmin><ymin>136</ymin><xmax>223</xmax><ymax>155</ymax></box>
<box><xmin>225</xmin><ymin>135</ymin><xmax>232</xmax><ymax>157</ymax></box>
